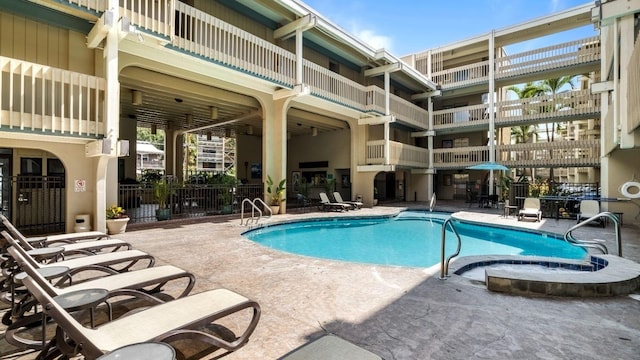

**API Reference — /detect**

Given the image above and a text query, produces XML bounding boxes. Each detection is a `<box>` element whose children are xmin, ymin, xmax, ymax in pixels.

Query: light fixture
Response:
<box><xmin>186</xmin><ymin>114</ymin><xmax>193</xmax><ymax>125</ymax></box>
<box><xmin>246</xmin><ymin>125</ymin><xmax>254</xmax><ymax>135</ymax></box>
<box><xmin>132</xmin><ymin>90</ymin><xmax>142</xmax><ymax>105</ymax></box>
<box><xmin>311</xmin><ymin>127</ymin><xmax>317</xmax><ymax>137</ymax></box>
<box><xmin>206</xmin><ymin>131</ymin><xmax>212</xmax><ymax>141</ymax></box>
<box><xmin>210</xmin><ymin>106</ymin><xmax>218</xmax><ymax>120</ymax></box>
<box><xmin>151</xmin><ymin>124</ymin><xmax>157</xmax><ymax>135</ymax></box>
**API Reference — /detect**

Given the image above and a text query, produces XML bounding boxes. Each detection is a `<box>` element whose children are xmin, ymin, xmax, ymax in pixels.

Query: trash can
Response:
<box><xmin>74</xmin><ymin>214</ymin><xmax>91</xmax><ymax>232</ymax></box>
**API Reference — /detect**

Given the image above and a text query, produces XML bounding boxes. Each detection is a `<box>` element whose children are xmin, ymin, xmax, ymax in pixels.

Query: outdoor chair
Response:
<box><xmin>577</xmin><ymin>200</ymin><xmax>605</xmax><ymax>227</ymax></box>
<box><xmin>1</xmin><ymin>214</ymin><xmax>110</xmax><ymax>247</ymax></box>
<box><xmin>318</xmin><ymin>192</ymin><xmax>351</xmax><ymax>212</ymax></box>
<box><xmin>333</xmin><ymin>192</ymin><xmax>363</xmax><ymax>210</ymax></box>
<box><xmin>20</xmin><ymin>273</ymin><xmax>260</xmax><ymax>360</ymax></box>
<box><xmin>517</xmin><ymin>198</ymin><xmax>542</xmax><ymax>222</ymax></box>
<box><xmin>5</xmin><ymin>245</ymin><xmax>196</xmax><ymax>349</ymax></box>
<box><xmin>1</xmin><ymin>231</ymin><xmax>155</xmax><ymax>277</ymax></box>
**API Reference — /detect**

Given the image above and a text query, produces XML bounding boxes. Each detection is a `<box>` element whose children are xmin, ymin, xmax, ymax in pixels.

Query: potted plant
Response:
<box><xmin>266</xmin><ymin>175</ymin><xmax>286</xmax><ymax>214</ymax></box>
<box><xmin>105</xmin><ymin>205</ymin><xmax>129</xmax><ymax>234</ymax></box>
<box><xmin>153</xmin><ymin>179</ymin><xmax>172</xmax><ymax>221</ymax></box>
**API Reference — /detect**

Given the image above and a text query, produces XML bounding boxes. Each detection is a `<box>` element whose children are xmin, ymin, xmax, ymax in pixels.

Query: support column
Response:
<box><xmin>97</xmin><ymin>0</ymin><xmax>120</xmax><ymax>232</ymax></box>
<box><xmin>488</xmin><ymin>31</ymin><xmax>496</xmax><ymax>195</ymax></box>
<box><xmin>263</xmin><ymin>98</ymin><xmax>289</xmax><ymax>213</ymax></box>
<box><xmin>427</xmin><ymin>98</ymin><xmax>434</xmax><ymax>199</ymax></box>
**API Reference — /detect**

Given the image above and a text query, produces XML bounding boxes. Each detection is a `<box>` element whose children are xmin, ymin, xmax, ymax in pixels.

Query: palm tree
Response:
<box><xmin>507</xmin><ymin>83</ymin><xmax>545</xmax><ymax>180</ymax></box>
<box><xmin>540</xmin><ymin>76</ymin><xmax>577</xmax><ymax>182</ymax></box>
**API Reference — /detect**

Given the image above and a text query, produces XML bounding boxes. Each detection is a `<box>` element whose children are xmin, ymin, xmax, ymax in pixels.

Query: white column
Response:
<box><xmin>384</xmin><ymin>71</ymin><xmax>390</xmax><ymax>164</ymax></box>
<box><xmin>427</xmin><ymin>98</ymin><xmax>434</xmax><ymax>198</ymax></box>
<box><xmin>488</xmin><ymin>31</ymin><xmax>496</xmax><ymax>195</ymax></box>
<box><xmin>295</xmin><ymin>28</ymin><xmax>303</xmax><ymax>85</ymax></box>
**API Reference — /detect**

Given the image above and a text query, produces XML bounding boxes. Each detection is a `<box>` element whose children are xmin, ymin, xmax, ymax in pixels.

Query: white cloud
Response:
<box><xmin>352</xmin><ymin>28</ymin><xmax>394</xmax><ymax>51</ymax></box>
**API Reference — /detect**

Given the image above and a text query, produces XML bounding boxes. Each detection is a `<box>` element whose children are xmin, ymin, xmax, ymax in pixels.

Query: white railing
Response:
<box><xmin>303</xmin><ymin>61</ymin><xmax>367</xmax><ymax>111</ymax></box>
<box><xmin>388</xmin><ymin>95</ymin><xmax>429</xmax><ymax>130</ymax></box>
<box><xmin>432</xmin><ymin>60</ymin><xmax>489</xmax><ymax>89</ymax></box>
<box><xmin>62</xmin><ymin>0</ymin><xmax>105</xmax><ymax>12</ymax></box>
<box><xmin>433</xmin><ymin>146</ymin><xmax>489</xmax><ymax>169</ymax></box>
<box><xmin>497</xmin><ymin>36</ymin><xmax>600</xmax><ymax>79</ymax></box>
<box><xmin>121</xmin><ymin>0</ymin><xmax>173</xmax><ymax>36</ymax></box>
<box><xmin>0</xmin><ymin>56</ymin><xmax>105</xmax><ymax>137</ymax></box>
<box><xmin>497</xmin><ymin>89</ymin><xmax>600</xmax><ymax>125</ymax></box>
<box><xmin>497</xmin><ymin>140</ymin><xmax>600</xmax><ymax>167</ymax></box>
<box><xmin>433</xmin><ymin>104</ymin><xmax>490</xmax><ymax>129</ymax></box>
<box><xmin>628</xmin><ymin>34</ymin><xmax>640</xmax><ymax>132</ymax></box>
<box><xmin>365</xmin><ymin>140</ymin><xmax>428</xmax><ymax>167</ymax></box>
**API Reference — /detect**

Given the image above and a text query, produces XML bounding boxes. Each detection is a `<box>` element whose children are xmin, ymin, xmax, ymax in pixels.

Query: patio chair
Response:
<box><xmin>333</xmin><ymin>192</ymin><xmax>363</xmax><ymax>210</ymax></box>
<box><xmin>318</xmin><ymin>192</ymin><xmax>351</xmax><ymax>212</ymax></box>
<box><xmin>1</xmin><ymin>214</ymin><xmax>110</xmax><ymax>247</ymax></box>
<box><xmin>5</xmin><ymin>245</ymin><xmax>196</xmax><ymax>349</ymax></box>
<box><xmin>577</xmin><ymin>200</ymin><xmax>605</xmax><ymax>227</ymax></box>
<box><xmin>20</xmin><ymin>273</ymin><xmax>260</xmax><ymax>360</ymax></box>
<box><xmin>1</xmin><ymin>231</ymin><xmax>155</xmax><ymax>276</ymax></box>
<box><xmin>517</xmin><ymin>198</ymin><xmax>542</xmax><ymax>222</ymax></box>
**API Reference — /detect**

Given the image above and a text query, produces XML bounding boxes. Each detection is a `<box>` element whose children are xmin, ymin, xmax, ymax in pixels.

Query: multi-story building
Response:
<box><xmin>0</xmin><ymin>0</ymin><xmax>638</xmax><ymax>233</ymax></box>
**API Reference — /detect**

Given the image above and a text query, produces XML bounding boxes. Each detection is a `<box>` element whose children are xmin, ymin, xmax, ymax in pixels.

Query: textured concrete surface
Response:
<box><xmin>2</xmin><ymin>200</ymin><xmax>640</xmax><ymax>359</ymax></box>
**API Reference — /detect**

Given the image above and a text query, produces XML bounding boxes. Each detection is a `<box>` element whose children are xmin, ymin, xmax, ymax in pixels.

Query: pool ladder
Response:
<box><xmin>564</xmin><ymin>211</ymin><xmax>622</xmax><ymax>256</ymax></box>
<box><xmin>439</xmin><ymin>218</ymin><xmax>462</xmax><ymax>279</ymax></box>
<box><xmin>240</xmin><ymin>198</ymin><xmax>272</xmax><ymax>226</ymax></box>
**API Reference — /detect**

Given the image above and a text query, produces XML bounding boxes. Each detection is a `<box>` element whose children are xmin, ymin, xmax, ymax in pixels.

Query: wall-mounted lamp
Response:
<box><xmin>206</xmin><ymin>131</ymin><xmax>212</xmax><ymax>141</ymax></box>
<box><xmin>186</xmin><ymin>114</ymin><xmax>193</xmax><ymax>125</ymax></box>
<box><xmin>132</xmin><ymin>90</ymin><xmax>142</xmax><ymax>105</ymax></box>
<box><xmin>246</xmin><ymin>125</ymin><xmax>254</xmax><ymax>135</ymax></box>
<box><xmin>210</xmin><ymin>106</ymin><xmax>218</xmax><ymax>120</ymax></box>
<box><xmin>151</xmin><ymin>124</ymin><xmax>157</xmax><ymax>135</ymax></box>
<box><xmin>311</xmin><ymin>127</ymin><xmax>317</xmax><ymax>137</ymax></box>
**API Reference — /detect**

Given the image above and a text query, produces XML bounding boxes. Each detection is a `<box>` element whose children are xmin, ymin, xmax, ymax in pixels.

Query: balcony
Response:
<box><xmin>433</xmin><ymin>139</ymin><xmax>600</xmax><ymax>170</ymax></box>
<box><xmin>364</xmin><ymin>140</ymin><xmax>428</xmax><ymax>168</ymax></box>
<box><xmin>433</xmin><ymin>90</ymin><xmax>600</xmax><ymax>133</ymax></box>
<box><xmin>0</xmin><ymin>56</ymin><xmax>106</xmax><ymax>138</ymax></box>
<box><xmin>431</xmin><ymin>36</ymin><xmax>600</xmax><ymax>90</ymax></box>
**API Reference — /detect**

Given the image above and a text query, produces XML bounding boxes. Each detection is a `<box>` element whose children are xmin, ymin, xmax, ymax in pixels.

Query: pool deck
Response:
<box><xmin>2</xmin><ymin>200</ymin><xmax>640</xmax><ymax>359</ymax></box>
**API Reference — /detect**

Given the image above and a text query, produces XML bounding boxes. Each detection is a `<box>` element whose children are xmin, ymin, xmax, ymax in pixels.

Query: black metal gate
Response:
<box><xmin>0</xmin><ymin>176</ymin><xmax>65</xmax><ymax>235</ymax></box>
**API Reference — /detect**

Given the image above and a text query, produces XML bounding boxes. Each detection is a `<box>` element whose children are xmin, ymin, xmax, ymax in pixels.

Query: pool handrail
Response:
<box><xmin>564</xmin><ymin>211</ymin><xmax>621</xmax><ymax>256</ymax></box>
<box><xmin>439</xmin><ymin>218</ymin><xmax>462</xmax><ymax>280</ymax></box>
<box><xmin>240</xmin><ymin>199</ymin><xmax>263</xmax><ymax>226</ymax></box>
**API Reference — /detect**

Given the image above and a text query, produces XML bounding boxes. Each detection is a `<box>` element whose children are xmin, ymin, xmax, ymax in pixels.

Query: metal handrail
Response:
<box><xmin>564</xmin><ymin>211</ymin><xmax>622</xmax><ymax>256</ymax></box>
<box><xmin>240</xmin><ymin>198</ymin><xmax>262</xmax><ymax>226</ymax></box>
<box><xmin>252</xmin><ymin>198</ymin><xmax>272</xmax><ymax>219</ymax></box>
<box><xmin>439</xmin><ymin>218</ymin><xmax>463</xmax><ymax>279</ymax></box>
<box><xmin>429</xmin><ymin>194</ymin><xmax>436</xmax><ymax>212</ymax></box>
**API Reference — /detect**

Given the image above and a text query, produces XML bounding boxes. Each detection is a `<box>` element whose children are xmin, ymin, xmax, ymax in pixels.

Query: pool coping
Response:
<box><xmin>450</xmin><ymin>254</ymin><xmax>640</xmax><ymax>297</ymax></box>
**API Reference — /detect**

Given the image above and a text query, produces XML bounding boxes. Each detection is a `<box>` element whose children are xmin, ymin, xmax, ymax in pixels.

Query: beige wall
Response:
<box><xmin>601</xmin><ymin>149</ymin><xmax>640</xmax><ymax>224</ymax></box>
<box><xmin>2</xmin><ymin>137</ymin><xmax>100</xmax><ymax>232</ymax></box>
<box><xmin>0</xmin><ymin>12</ymin><xmax>95</xmax><ymax>74</ymax></box>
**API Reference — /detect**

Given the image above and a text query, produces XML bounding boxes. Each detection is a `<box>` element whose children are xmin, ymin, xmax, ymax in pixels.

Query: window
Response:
<box><xmin>20</xmin><ymin>158</ymin><xmax>42</xmax><ymax>176</ymax></box>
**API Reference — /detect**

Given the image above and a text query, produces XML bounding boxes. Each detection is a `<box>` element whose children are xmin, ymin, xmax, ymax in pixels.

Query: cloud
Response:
<box><xmin>352</xmin><ymin>27</ymin><xmax>394</xmax><ymax>51</ymax></box>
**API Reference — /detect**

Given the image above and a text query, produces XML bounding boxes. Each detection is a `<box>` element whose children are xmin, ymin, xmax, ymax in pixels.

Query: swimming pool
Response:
<box><xmin>243</xmin><ymin>211</ymin><xmax>588</xmax><ymax>268</ymax></box>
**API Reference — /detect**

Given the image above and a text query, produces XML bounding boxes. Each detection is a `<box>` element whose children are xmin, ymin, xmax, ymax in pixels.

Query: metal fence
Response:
<box><xmin>510</xmin><ymin>181</ymin><xmax>600</xmax><ymax>219</ymax></box>
<box><xmin>119</xmin><ymin>183</ymin><xmax>263</xmax><ymax>223</ymax></box>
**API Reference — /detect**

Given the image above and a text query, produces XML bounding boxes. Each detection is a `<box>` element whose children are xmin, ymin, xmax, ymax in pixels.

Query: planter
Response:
<box><xmin>156</xmin><ymin>208</ymin><xmax>171</xmax><ymax>221</ymax></box>
<box><xmin>269</xmin><ymin>205</ymin><xmax>280</xmax><ymax>215</ymax></box>
<box><xmin>106</xmin><ymin>218</ymin><xmax>129</xmax><ymax>235</ymax></box>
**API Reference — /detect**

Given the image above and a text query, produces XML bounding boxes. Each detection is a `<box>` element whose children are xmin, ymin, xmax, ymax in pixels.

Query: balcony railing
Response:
<box><xmin>432</xmin><ymin>60</ymin><xmax>489</xmax><ymax>89</ymax></box>
<box><xmin>432</xmin><ymin>140</ymin><xmax>600</xmax><ymax>170</ymax></box>
<box><xmin>365</xmin><ymin>140</ymin><xmax>428</xmax><ymax>168</ymax></box>
<box><xmin>433</xmin><ymin>90</ymin><xmax>600</xmax><ymax>131</ymax></box>
<box><xmin>497</xmin><ymin>36</ymin><xmax>600</xmax><ymax>79</ymax></box>
<box><xmin>433</xmin><ymin>146</ymin><xmax>489</xmax><ymax>169</ymax></box>
<box><xmin>0</xmin><ymin>56</ymin><xmax>105</xmax><ymax>137</ymax></box>
<box><xmin>430</xmin><ymin>37</ymin><xmax>600</xmax><ymax>90</ymax></box>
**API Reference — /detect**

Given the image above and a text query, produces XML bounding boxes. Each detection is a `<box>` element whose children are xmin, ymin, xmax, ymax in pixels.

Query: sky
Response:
<box><xmin>302</xmin><ymin>0</ymin><xmax>598</xmax><ymax>57</ymax></box>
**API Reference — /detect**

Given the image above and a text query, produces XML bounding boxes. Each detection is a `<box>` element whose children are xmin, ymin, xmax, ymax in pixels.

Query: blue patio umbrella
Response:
<box><xmin>466</xmin><ymin>161</ymin><xmax>509</xmax><ymax>171</ymax></box>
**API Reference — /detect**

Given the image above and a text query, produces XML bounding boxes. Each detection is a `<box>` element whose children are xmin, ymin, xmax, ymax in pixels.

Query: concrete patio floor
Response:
<box><xmin>2</xmin><ymin>200</ymin><xmax>640</xmax><ymax>359</ymax></box>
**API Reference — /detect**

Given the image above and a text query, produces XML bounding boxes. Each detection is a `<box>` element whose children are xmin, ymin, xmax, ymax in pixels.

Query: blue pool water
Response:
<box><xmin>243</xmin><ymin>211</ymin><xmax>588</xmax><ymax>268</ymax></box>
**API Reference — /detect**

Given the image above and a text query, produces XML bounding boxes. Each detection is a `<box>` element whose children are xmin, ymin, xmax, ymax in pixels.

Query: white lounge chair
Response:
<box><xmin>333</xmin><ymin>192</ymin><xmax>363</xmax><ymax>210</ymax></box>
<box><xmin>577</xmin><ymin>200</ymin><xmax>605</xmax><ymax>227</ymax></box>
<box><xmin>1</xmin><ymin>214</ymin><xmax>110</xmax><ymax>246</ymax></box>
<box><xmin>20</xmin><ymin>274</ymin><xmax>260</xmax><ymax>359</ymax></box>
<box><xmin>517</xmin><ymin>198</ymin><xmax>542</xmax><ymax>222</ymax></box>
<box><xmin>5</xmin><ymin>245</ymin><xmax>196</xmax><ymax>349</ymax></box>
<box><xmin>318</xmin><ymin>192</ymin><xmax>350</xmax><ymax>212</ymax></box>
